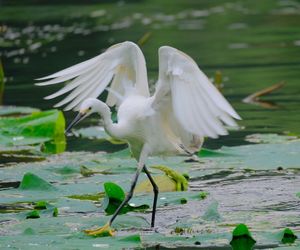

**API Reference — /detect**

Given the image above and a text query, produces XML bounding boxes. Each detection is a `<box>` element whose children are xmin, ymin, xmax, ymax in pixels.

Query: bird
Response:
<box><xmin>36</xmin><ymin>41</ymin><xmax>241</xmax><ymax>236</ymax></box>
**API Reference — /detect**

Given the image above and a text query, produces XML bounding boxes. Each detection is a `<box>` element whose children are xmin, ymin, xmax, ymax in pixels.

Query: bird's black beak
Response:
<box><xmin>65</xmin><ymin>112</ymin><xmax>86</xmax><ymax>135</ymax></box>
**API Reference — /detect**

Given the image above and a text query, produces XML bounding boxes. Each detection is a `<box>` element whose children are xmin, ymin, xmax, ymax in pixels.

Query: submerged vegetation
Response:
<box><xmin>0</xmin><ymin>0</ymin><xmax>300</xmax><ymax>248</ymax></box>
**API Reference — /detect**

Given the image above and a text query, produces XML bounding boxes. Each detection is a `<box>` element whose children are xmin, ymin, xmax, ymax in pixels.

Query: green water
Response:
<box><xmin>1</xmin><ymin>0</ymin><xmax>300</xmax><ymax>249</ymax></box>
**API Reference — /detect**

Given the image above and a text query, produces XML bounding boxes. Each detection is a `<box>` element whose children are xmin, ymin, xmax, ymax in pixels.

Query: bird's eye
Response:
<box><xmin>88</xmin><ymin>107</ymin><xmax>92</xmax><ymax>110</ymax></box>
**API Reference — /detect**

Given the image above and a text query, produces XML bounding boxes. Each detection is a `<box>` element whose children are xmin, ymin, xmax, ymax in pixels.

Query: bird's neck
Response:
<box><xmin>94</xmin><ymin>100</ymin><xmax>122</xmax><ymax>139</ymax></box>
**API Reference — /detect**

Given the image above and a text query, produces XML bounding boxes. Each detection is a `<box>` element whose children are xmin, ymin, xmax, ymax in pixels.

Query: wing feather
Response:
<box><xmin>191</xmin><ymin>79</ymin><xmax>229</xmax><ymax>135</ymax></box>
<box><xmin>65</xmin><ymin>71</ymin><xmax>115</xmax><ymax>111</ymax></box>
<box><xmin>44</xmin><ymin>66</ymin><xmax>101</xmax><ymax>100</ymax></box>
<box><xmin>36</xmin><ymin>55</ymin><xmax>102</xmax><ymax>81</ymax></box>
<box><xmin>36</xmin><ymin>41</ymin><xmax>149</xmax><ymax>110</ymax></box>
<box><xmin>53</xmin><ymin>66</ymin><xmax>106</xmax><ymax>108</ymax></box>
<box><xmin>153</xmin><ymin>46</ymin><xmax>241</xmax><ymax>142</ymax></box>
<box><xmin>60</xmin><ymin>68</ymin><xmax>112</xmax><ymax>110</ymax></box>
<box><xmin>189</xmin><ymin>83</ymin><xmax>224</xmax><ymax>137</ymax></box>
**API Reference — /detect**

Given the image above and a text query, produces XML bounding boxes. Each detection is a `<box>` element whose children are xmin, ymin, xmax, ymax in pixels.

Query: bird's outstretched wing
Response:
<box><xmin>36</xmin><ymin>41</ymin><xmax>149</xmax><ymax>110</ymax></box>
<box><xmin>152</xmin><ymin>46</ymin><xmax>241</xmax><ymax>140</ymax></box>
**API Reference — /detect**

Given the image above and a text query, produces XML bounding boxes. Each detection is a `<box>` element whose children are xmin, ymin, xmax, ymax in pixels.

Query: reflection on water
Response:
<box><xmin>1</xmin><ymin>0</ymin><xmax>300</xmax><ymax>152</ymax></box>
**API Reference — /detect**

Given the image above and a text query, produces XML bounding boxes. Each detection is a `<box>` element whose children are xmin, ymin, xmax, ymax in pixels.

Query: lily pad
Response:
<box><xmin>102</xmin><ymin>182</ymin><xmax>149</xmax><ymax>215</ymax></box>
<box><xmin>33</xmin><ymin>201</ymin><xmax>48</xmax><ymax>210</ymax></box>
<box><xmin>0</xmin><ymin>109</ymin><xmax>65</xmax><ymax>154</ymax></box>
<box><xmin>80</xmin><ymin>165</ymin><xmax>111</xmax><ymax>177</ymax></box>
<box><xmin>109</xmin><ymin>148</ymin><xmax>131</xmax><ymax>158</ymax></box>
<box><xmin>135</xmin><ymin>175</ymin><xmax>179</xmax><ymax>193</ymax></box>
<box><xmin>67</xmin><ymin>193</ymin><xmax>105</xmax><ymax>201</ymax></box>
<box><xmin>42</xmin><ymin>137</ymin><xmax>66</xmax><ymax>154</ymax></box>
<box><xmin>209</xmin><ymin>140</ymin><xmax>300</xmax><ymax>170</ymax></box>
<box><xmin>202</xmin><ymin>201</ymin><xmax>222</xmax><ymax>221</ymax></box>
<box><xmin>118</xmin><ymin>234</ymin><xmax>141</xmax><ymax>243</ymax></box>
<box><xmin>0</xmin><ymin>203</ymin><xmax>32</xmax><ymax>213</ymax></box>
<box><xmin>74</xmin><ymin>126</ymin><xmax>125</xmax><ymax>144</ymax></box>
<box><xmin>0</xmin><ymin>108</ymin><xmax>66</xmax><ymax>162</ymax></box>
<box><xmin>1</xmin><ymin>134</ymin><xmax>299</xmax><ymax>249</ymax></box>
<box><xmin>0</xmin><ymin>145</ymin><xmax>45</xmax><ymax>163</ymax></box>
<box><xmin>19</xmin><ymin>172</ymin><xmax>56</xmax><ymax>191</ymax></box>
<box><xmin>245</xmin><ymin>133</ymin><xmax>299</xmax><ymax>144</ymax></box>
<box><xmin>0</xmin><ymin>106</ymin><xmax>40</xmax><ymax>117</ymax></box>
<box><xmin>0</xmin><ymin>109</ymin><xmax>65</xmax><ymax>142</ymax></box>
<box><xmin>198</xmin><ymin>148</ymin><xmax>230</xmax><ymax>157</ymax></box>
<box><xmin>23</xmin><ymin>227</ymin><xmax>35</xmax><ymax>235</ymax></box>
<box><xmin>104</xmin><ymin>182</ymin><xmax>125</xmax><ymax>201</ymax></box>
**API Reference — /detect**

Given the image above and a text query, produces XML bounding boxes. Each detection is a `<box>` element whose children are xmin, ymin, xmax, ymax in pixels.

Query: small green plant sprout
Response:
<box><xmin>281</xmin><ymin>228</ymin><xmax>297</xmax><ymax>244</ymax></box>
<box><xmin>180</xmin><ymin>198</ymin><xmax>187</xmax><ymax>204</ymax></box>
<box><xmin>80</xmin><ymin>165</ymin><xmax>95</xmax><ymax>177</ymax></box>
<box><xmin>33</xmin><ymin>201</ymin><xmax>47</xmax><ymax>210</ymax></box>
<box><xmin>26</xmin><ymin>210</ymin><xmax>40</xmax><ymax>219</ymax></box>
<box><xmin>199</xmin><ymin>191</ymin><xmax>208</xmax><ymax>199</ymax></box>
<box><xmin>53</xmin><ymin>207</ymin><xmax>58</xmax><ymax>217</ymax></box>
<box><xmin>230</xmin><ymin>224</ymin><xmax>256</xmax><ymax>250</ymax></box>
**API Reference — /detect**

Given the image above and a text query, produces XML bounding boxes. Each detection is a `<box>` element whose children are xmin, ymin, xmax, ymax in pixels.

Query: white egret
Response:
<box><xmin>36</xmin><ymin>41</ymin><xmax>241</xmax><ymax>236</ymax></box>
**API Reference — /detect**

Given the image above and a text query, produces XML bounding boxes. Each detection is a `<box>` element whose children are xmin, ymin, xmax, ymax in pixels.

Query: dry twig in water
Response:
<box><xmin>243</xmin><ymin>81</ymin><xmax>285</xmax><ymax>109</ymax></box>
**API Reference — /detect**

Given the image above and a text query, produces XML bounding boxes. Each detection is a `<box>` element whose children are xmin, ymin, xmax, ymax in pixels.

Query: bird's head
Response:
<box><xmin>65</xmin><ymin>98</ymin><xmax>99</xmax><ymax>135</ymax></box>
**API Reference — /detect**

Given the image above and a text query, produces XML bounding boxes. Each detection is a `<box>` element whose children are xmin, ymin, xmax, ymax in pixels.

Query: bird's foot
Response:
<box><xmin>84</xmin><ymin>222</ymin><xmax>115</xmax><ymax>237</ymax></box>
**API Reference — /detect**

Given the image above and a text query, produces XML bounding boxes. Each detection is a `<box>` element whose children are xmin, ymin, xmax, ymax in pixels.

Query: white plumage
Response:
<box><xmin>36</xmin><ymin>41</ymin><xmax>241</xmax><ymax>234</ymax></box>
<box><xmin>37</xmin><ymin>41</ymin><xmax>240</xmax><ymax>156</ymax></box>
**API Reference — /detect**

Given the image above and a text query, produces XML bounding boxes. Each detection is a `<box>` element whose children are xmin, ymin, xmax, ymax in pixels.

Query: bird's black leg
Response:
<box><xmin>108</xmin><ymin>168</ymin><xmax>141</xmax><ymax>226</ymax></box>
<box><xmin>84</xmin><ymin>165</ymin><xmax>145</xmax><ymax>236</ymax></box>
<box><xmin>143</xmin><ymin>165</ymin><xmax>159</xmax><ymax>228</ymax></box>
